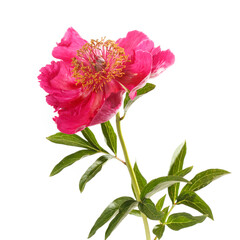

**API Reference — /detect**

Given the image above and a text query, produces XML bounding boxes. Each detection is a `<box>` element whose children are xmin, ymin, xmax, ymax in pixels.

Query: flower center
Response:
<box><xmin>72</xmin><ymin>38</ymin><xmax>129</xmax><ymax>92</ymax></box>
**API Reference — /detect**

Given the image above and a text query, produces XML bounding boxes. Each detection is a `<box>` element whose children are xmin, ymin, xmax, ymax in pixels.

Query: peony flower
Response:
<box><xmin>38</xmin><ymin>28</ymin><xmax>175</xmax><ymax>134</ymax></box>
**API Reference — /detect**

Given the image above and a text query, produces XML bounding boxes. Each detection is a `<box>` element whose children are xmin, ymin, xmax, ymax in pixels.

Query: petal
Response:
<box><xmin>151</xmin><ymin>47</ymin><xmax>175</xmax><ymax>78</ymax></box>
<box><xmin>39</xmin><ymin>61</ymin><xmax>76</xmax><ymax>92</ymax></box>
<box><xmin>52</xmin><ymin>27</ymin><xmax>87</xmax><ymax>62</ymax></box>
<box><xmin>135</xmin><ymin>39</ymin><xmax>154</xmax><ymax>52</ymax></box>
<box><xmin>38</xmin><ymin>61</ymin><xmax>82</xmax><ymax>110</ymax></box>
<box><xmin>116</xmin><ymin>30</ymin><xmax>149</xmax><ymax>56</ymax></box>
<box><xmin>90</xmin><ymin>80</ymin><xmax>125</xmax><ymax>125</ymax></box>
<box><xmin>55</xmin><ymin>80</ymin><xmax>125</xmax><ymax>134</ymax></box>
<box><xmin>55</xmin><ymin>91</ymin><xmax>103</xmax><ymax>134</ymax></box>
<box><xmin>117</xmin><ymin>50</ymin><xmax>152</xmax><ymax>100</ymax></box>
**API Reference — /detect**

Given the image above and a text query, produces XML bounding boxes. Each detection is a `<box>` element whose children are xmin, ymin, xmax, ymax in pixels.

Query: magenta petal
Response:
<box><xmin>90</xmin><ymin>81</ymin><xmax>125</xmax><ymax>125</ymax></box>
<box><xmin>39</xmin><ymin>61</ymin><xmax>76</xmax><ymax>92</ymax></box>
<box><xmin>117</xmin><ymin>50</ymin><xmax>152</xmax><ymax>100</ymax></box>
<box><xmin>38</xmin><ymin>61</ymin><xmax>81</xmax><ymax>110</ymax></box>
<box><xmin>116</xmin><ymin>30</ymin><xmax>149</xmax><ymax>56</ymax></box>
<box><xmin>55</xmin><ymin>91</ymin><xmax>103</xmax><ymax>134</ymax></box>
<box><xmin>151</xmin><ymin>47</ymin><xmax>175</xmax><ymax>78</ymax></box>
<box><xmin>52</xmin><ymin>27</ymin><xmax>87</xmax><ymax>62</ymax></box>
<box><xmin>54</xmin><ymin>80</ymin><xmax>125</xmax><ymax>134</ymax></box>
<box><xmin>135</xmin><ymin>39</ymin><xmax>154</xmax><ymax>52</ymax></box>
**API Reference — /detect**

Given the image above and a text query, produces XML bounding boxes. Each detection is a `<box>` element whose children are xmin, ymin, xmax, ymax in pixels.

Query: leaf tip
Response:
<box><xmin>207</xmin><ymin>213</ymin><xmax>214</xmax><ymax>220</ymax></box>
<box><xmin>104</xmin><ymin>233</ymin><xmax>109</xmax><ymax>240</ymax></box>
<box><xmin>87</xmin><ymin>233</ymin><xmax>92</xmax><ymax>239</ymax></box>
<box><xmin>79</xmin><ymin>185</ymin><xmax>84</xmax><ymax>193</ymax></box>
<box><xmin>49</xmin><ymin>171</ymin><xmax>55</xmax><ymax>177</ymax></box>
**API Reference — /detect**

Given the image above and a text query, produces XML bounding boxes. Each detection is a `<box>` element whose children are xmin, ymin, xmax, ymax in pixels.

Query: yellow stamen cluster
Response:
<box><xmin>72</xmin><ymin>38</ymin><xmax>129</xmax><ymax>92</ymax></box>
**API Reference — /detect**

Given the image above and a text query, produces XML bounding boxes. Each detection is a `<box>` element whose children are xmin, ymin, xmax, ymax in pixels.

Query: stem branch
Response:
<box><xmin>116</xmin><ymin>112</ymin><xmax>151</xmax><ymax>240</ymax></box>
<box><xmin>115</xmin><ymin>156</ymin><xmax>126</xmax><ymax>165</ymax></box>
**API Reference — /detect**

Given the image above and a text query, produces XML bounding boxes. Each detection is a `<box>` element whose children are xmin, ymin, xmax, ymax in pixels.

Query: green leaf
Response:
<box><xmin>181</xmin><ymin>169</ymin><xmax>230</xmax><ymax>193</ymax></box>
<box><xmin>129</xmin><ymin>209</ymin><xmax>141</xmax><ymax>217</ymax></box>
<box><xmin>161</xmin><ymin>206</ymin><xmax>170</xmax><ymax>223</ymax></box>
<box><xmin>177</xmin><ymin>191</ymin><xmax>214</xmax><ymax>220</ymax></box>
<box><xmin>123</xmin><ymin>83</ymin><xmax>156</xmax><ymax>114</ymax></box>
<box><xmin>168</xmin><ymin>141</ymin><xmax>187</xmax><ymax>175</ymax></box>
<box><xmin>88</xmin><ymin>196</ymin><xmax>134</xmax><ymax>238</ymax></box>
<box><xmin>168</xmin><ymin>141</ymin><xmax>187</xmax><ymax>203</ymax></box>
<box><xmin>50</xmin><ymin>150</ymin><xmax>96</xmax><ymax>176</ymax></box>
<box><xmin>47</xmin><ymin>132</ymin><xmax>97</xmax><ymax>150</ymax></box>
<box><xmin>176</xmin><ymin>166</ymin><xmax>193</xmax><ymax>177</ymax></box>
<box><xmin>141</xmin><ymin>176</ymin><xmax>189</xmax><ymax>200</ymax></box>
<box><xmin>153</xmin><ymin>224</ymin><xmax>165</xmax><ymax>239</ymax></box>
<box><xmin>101</xmin><ymin>121</ymin><xmax>117</xmax><ymax>155</ymax></box>
<box><xmin>105</xmin><ymin>200</ymin><xmax>137</xmax><ymax>239</ymax></box>
<box><xmin>166</xmin><ymin>212</ymin><xmax>207</xmax><ymax>231</ymax></box>
<box><xmin>79</xmin><ymin>155</ymin><xmax>113</xmax><ymax>192</ymax></box>
<box><xmin>81</xmin><ymin>127</ymin><xmax>108</xmax><ymax>153</ymax></box>
<box><xmin>133</xmin><ymin>162</ymin><xmax>147</xmax><ymax>192</ymax></box>
<box><xmin>138</xmin><ymin>198</ymin><xmax>164</xmax><ymax>220</ymax></box>
<box><xmin>156</xmin><ymin>195</ymin><xmax>166</xmax><ymax>211</ymax></box>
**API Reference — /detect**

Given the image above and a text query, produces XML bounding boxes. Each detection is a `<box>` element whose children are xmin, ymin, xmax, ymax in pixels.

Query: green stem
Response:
<box><xmin>116</xmin><ymin>112</ymin><xmax>151</xmax><ymax>240</ymax></box>
<box><xmin>165</xmin><ymin>204</ymin><xmax>175</xmax><ymax>221</ymax></box>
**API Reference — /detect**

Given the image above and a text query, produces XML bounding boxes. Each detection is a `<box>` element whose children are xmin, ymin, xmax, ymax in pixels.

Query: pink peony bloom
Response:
<box><xmin>38</xmin><ymin>28</ymin><xmax>175</xmax><ymax>134</ymax></box>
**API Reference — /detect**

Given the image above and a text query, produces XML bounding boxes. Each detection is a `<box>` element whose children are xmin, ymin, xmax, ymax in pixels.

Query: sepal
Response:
<box><xmin>123</xmin><ymin>83</ymin><xmax>156</xmax><ymax>115</ymax></box>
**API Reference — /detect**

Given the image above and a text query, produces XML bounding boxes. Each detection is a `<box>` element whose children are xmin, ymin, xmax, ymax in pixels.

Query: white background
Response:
<box><xmin>0</xmin><ymin>0</ymin><xmax>239</xmax><ymax>239</ymax></box>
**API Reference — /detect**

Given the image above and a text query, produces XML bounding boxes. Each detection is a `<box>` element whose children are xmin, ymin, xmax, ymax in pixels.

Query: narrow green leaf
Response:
<box><xmin>138</xmin><ymin>198</ymin><xmax>164</xmax><ymax>220</ymax></box>
<box><xmin>168</xmin><ymin>141</ymin><xmax>187</xmax><ymax>175</ymax></box>
<box><xmin>129</xmin><ymin>209</ymin><xmax>141</xmax><ymax>217</ymax></box>
<box><xmin>153</xmin><ymin>224</ymin><xmax>165</xmax><ymax>239</ymax></box>
<box><xmin>167</xmin><ymin>166</ymin><xmax>193</xmax><ymax>203</ymax></box>
<box><xmin>166</xmin><ymin>212</ymin><xmax>207</xmax><ymax>231</ymax></box>
<box><xmin>161</xmin><ymin>206</ymin><xmax>170</xmax><ymax>223</ymax></box>
<box><xmin>156</xmin><ymin>195</ymin><xmax>166</xmax><ymax>211</ymax></box>
<box><xmin>88</xmin><ymin>196</ymin><xmax>134</xmax><ymax>238</ymax></box>
<box><xmin>81</xmin><ymin>127</ymin><xmax>108</xmax><ymax>153</ymax></box>
<box><xmin>141</xmin><ymin>176</ymin><xmax>189</xmax><ymax>200</ymax></box>
<box><xmin>101</xmin><ymin>121</ymin><xmax>117</xmax><ymax>155</ymax></box>
<box><xmin>168</xmin><ymin>141</ymin><xmax>187</xmax><ymax>203</ymax></box>
<box><xmin>177</xmin><ymin>191</ymin><xmax>214</xmax><ymax>220</ymax></box>
<box><xmin>123</xmin><ymin>83</ymin><xmax>156</xmax><ymax>114</ymax></box>
<box><xmin>105</xmin><ymin>200</ymin><xmax>137</xmax><ymax>239</ymax></box>
<box><xmin>79</xmin><ymin>155</ymin><xmax>113</xmax><ymax>192</ymax></box>
<box><xmin>181</xmin><ymin>169</ymin><xmax>230</xmax><ymax>193</ymax></box>
<box><xmin>50</xmin><ymin>150</ymin><xmax>96</xmax><ymax>176</ymax></box>
<box><xmin>47</xmin><ymin>132</ymin><xmax>97</xmax><ymax>150</ymax></box>
<box><xmin>133</xmin><ymin>162</ymin><xmax>147</xmax><ymax>192</ymax></box>
<box><xmin>176</xmin><ymin>166</ymin><xmax>193</xmax><ymax>177</ymax></box>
